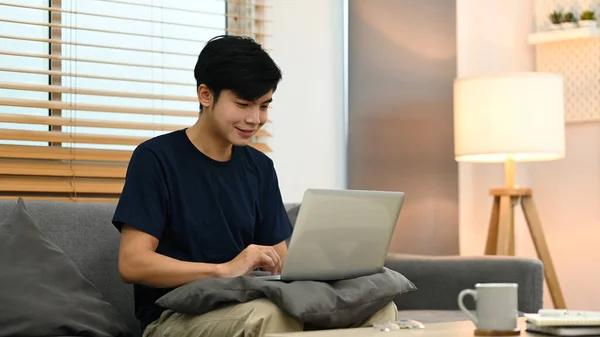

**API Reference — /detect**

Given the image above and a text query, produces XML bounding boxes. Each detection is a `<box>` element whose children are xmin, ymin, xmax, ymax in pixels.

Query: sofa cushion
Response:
<box><xmin>0</xmin><ymin>199</ymin><xmax>140</xmax><ymax>336</ymax></box>
<box><xmin>285</xmin><ymin>203</ymin><xmax>301</xmax><ymax>225</ymax></box>
<box><xmin>155</xmin><ymin>267</ymin><xmax>416</xmax><ymax>330</ymax></box>
<box><xmin>0</xmin><ymin>198</ymin><xmax>132</xmax><ymax>337</ymax></box>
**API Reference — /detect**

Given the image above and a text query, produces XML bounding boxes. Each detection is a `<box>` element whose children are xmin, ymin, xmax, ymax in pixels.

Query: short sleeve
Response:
<box><xmin>254</xmin><ymin>158</ymin><xmax>293</xmax><ymax>246</ymax></box>
<box><xmin>112</xmin><ymin>145</ymin><xmax>169</xmax><ymax>240</ymax></box>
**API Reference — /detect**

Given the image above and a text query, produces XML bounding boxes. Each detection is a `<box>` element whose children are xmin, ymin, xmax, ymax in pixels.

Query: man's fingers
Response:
<box><xmin>269</xmin><ymin>249</ymin><xmax>282</xmax><ymax>274</ymax></box>
<box><xmin>258</xmin><ymin>246</ymin><xmax>281</xmax><ymax>269</ymax></box>
<box><xmin>249</xmin><ymin>245</ymin><xmax>282</xmax><ymax>275</ymax></box>
<box><xmin>267</xmin><ymin>249</ymin><xmax>281</xmax><ymax>269</ymax></box>
<box><xmin>259</xmin><ymin>252</ymin><xmax>276</xmax><ymax>267</ymax></box>
<box><xmin>258</xmin><ymin>253</ymin><xmax>278</xmax><ymax>274</ymax></box>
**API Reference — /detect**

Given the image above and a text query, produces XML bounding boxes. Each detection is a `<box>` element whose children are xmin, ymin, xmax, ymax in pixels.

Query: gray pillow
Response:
<box><xmin>0</xmin><ymin>198</ymin><xmax>132</xmax><ymax>337</ymax></box>
<box><xmin>285</xmin><ymin>204</ymin><xmax>301</xmax><ymax>245</ymax></box>
<box><xmin>286</xmin><ymin>204</ymin><xmax>301</xmax><ymax>226</ymax></box>
<box><xmin>156</xmin><ymin>267</ymin><xmax>416</xmax><ymax>330</ymax></box>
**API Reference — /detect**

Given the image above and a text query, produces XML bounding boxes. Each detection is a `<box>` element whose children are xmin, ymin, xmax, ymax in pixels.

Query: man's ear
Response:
<box><xmin>197</xmin><ymin>84</ymin><xmax>212</xmax><ymax>110</ymax></box>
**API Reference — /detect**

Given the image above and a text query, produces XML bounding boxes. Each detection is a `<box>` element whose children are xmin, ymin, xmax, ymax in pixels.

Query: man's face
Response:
<box><xmin>200</xmin><ymin>86</ymin><xmax>272</xmax><ymax>146</ymax></box>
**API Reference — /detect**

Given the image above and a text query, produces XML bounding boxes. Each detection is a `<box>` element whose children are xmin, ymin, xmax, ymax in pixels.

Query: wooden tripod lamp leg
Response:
<box><xmin>496</xmin><ymin>195</ymin><xmax>514</xmax><ymax>255</ymax></box>
<box><xmin>483</xmin><ymin>160</ymin><xmax>566</xmax><ymax>308</ymax></box>
<box><xmin>485</xmin><ymin>192</ymin><xmax>516</xmax><ymax>256</ymax></box>
<box><xmin>485</xmin><ymin>196</ymin><xmax>500</xmax><ymax>255</ymax></box>
<box><xmin>521</xmin><ymin>196</ymin><xmax>567</xmax><ymax>309</ymax></box>
<box><xmin>485</xmin><ymin>187</ymin><xmax>565</xmax><ymax>308</ymax></box>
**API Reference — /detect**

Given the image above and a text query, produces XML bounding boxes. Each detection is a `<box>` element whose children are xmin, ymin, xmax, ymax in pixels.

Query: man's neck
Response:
<box><xmin>185</xmin><ymin>115</ymin><xmax>232</xmax><ymax>162</ymax></box>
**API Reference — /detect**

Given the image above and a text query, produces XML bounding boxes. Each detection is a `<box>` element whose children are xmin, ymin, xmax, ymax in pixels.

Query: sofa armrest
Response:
<box><xmin>384</xmin><ymin>253</ymin><xmax>543</xmax><ymax>313</ymax></box>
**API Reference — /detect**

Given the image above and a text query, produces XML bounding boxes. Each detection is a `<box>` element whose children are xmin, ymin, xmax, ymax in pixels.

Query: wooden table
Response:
<box><xmin>266</xmin><ymin>318</ymin><xmax>536</xmax><ymax>337</ymax></box>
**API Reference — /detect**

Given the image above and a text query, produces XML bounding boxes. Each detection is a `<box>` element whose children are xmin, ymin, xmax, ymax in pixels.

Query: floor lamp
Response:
<box><xmin>453</xmin><ymin>72</ymin><xmax>567</xmax><ymax>309</ymax></box>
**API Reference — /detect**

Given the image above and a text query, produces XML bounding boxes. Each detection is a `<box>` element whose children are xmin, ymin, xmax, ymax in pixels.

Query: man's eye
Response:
<box><xmin>237</xmin><ymin>103</ymin><xmax>249</xmax><ymax>107</ymax></box>
<box><xmin>260</xmin><ymin>106</ymin><xmax>269</xmax><ymax>110</ymax></box>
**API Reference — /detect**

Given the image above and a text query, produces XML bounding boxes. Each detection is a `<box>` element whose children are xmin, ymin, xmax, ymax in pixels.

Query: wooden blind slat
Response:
<box><xmin>0</xmin><ymin>34</ymin><xmax>198</xmax><ymax>57</ymax></box>
<box><xmin>0</xmin><ymin>195</ymin><xmax>119</xmax><ymax>203</ymax></box>
<box><xmin>0</xmin><ymin>97</ymin><xmax>198</xmax><ymax>117</ymax></box>
<box><xmin>0</xmin><ymin>67</ymin><xmax>195</xmax><ymax>86</ymax></box>
<box><xmin>0</xmin><ymin>129</ymin><xmax>147</xmax><ymax>146</ymax></box>
<box><xmin>0</xmin><ymin>113</ymin><xmax>188</xmax><ymax>131</ymax></box>
<box><xmin>0</xmin><ymin>143</ymin><xmax>271</xmax><ymax>163</ymax></box>
<box><xmin>0</xmin><ymin>115</ymin><xmax>272</xmax><ymax>138</ymax></box>
<box><xmin>0</xmin><ymin>145</ymin><xmax>132</xmax><ymax>162</ymax></box>
<box><xmin>0</xmin><ymin>159</ymin><xmax>127</xmax><ymax>178</ymax></box>
<box><xmin>0</xmin><ymin>81</ymin><xmax>197</xmax><ymax>102</ymax></box>
<box><xmin>0</xmin><ymin>50</ymin><xmax>190</xmax><ymax>71</ymax></box>
<box><xmin>0</xmin><ymin>176</ymin><xmax>124</xmax><ymax>194</ymax></box>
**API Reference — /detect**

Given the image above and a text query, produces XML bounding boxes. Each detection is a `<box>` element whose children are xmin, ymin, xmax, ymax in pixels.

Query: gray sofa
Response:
<box><xmin>0</xmin><ymin>199</ymin><xmax>544</xmax><ymax>337</ymax></box>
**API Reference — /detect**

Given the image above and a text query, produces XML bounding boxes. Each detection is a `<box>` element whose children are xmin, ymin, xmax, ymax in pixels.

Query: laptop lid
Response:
<box><xmin>281</xmin><ymin>189</ymin><xmax>405</xmax><ymax>281</ymax></box>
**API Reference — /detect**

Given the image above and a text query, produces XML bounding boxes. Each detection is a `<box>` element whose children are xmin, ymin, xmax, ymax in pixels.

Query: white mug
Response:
<box><xmin>457</xmin><ymin>283</ymin><xmax>519</xmax><ymax>331</ymax></box>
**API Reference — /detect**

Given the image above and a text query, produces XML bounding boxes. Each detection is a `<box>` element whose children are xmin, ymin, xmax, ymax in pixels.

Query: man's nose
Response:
<box><xmin>246</xmin><ymin>108</ymin><xmax>260</xmax><ymax>124</ymax></box>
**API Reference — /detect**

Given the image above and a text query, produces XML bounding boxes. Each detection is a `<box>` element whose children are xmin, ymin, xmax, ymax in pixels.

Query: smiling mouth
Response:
<box><xmin>236</xmin><ymin>127</ymin><xmax>255</xmax><ymax>137</ymax></box>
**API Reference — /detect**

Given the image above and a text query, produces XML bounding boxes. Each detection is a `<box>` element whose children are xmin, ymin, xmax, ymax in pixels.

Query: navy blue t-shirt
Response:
<box><xmin>111</xmin><ymin>129</ymin><xmax>293</xmax><ymax>332</ymax></box>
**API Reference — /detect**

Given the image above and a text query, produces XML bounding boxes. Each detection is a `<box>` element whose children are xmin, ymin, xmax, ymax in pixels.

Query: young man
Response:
<box><xmin>112</xmin><ymin>35</ymin><xmax>397</xmax><ymax>337</ymax></box>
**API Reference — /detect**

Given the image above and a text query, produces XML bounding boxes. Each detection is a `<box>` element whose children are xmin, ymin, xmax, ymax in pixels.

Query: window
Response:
<box><xmin>0</xmin><ymin>0</ymin><xmax>270</xmax><ymax>201</ymax></box>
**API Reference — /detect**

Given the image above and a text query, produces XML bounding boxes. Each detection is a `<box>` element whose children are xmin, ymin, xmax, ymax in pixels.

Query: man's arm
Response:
<box><xmin>118</xmin><ymin>225</ymin><xmax>284</xmax><ymax>287</ymax></box>
<box><xmin>118</xmin><ymin>225</ymin><xmax>222</xmax><ymax>288</ymax></box>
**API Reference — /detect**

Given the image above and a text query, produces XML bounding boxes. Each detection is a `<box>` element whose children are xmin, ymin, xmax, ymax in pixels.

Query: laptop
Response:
<box><xmin>253</xmin><ymin>188</ymin><xmax>405</xmax><ymax>282</ymax></box>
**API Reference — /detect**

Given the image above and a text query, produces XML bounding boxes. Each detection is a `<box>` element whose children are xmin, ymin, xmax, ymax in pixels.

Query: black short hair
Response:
<box><xmin>194</xmin><ymin>35</ymin><xmax>282</xmax><ymax>112</ymax></box>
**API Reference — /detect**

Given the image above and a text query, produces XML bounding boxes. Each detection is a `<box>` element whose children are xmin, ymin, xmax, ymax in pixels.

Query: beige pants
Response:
<box><xmin>143</xmin><ymin>299</ymin><xmax>398</xmax><ymax>337</ymax></box>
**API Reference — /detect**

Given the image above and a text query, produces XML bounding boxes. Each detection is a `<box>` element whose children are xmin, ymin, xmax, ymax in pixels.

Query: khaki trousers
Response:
<box><xmin>143</xmin><ymin>299</ymin><xmax>398</xmax><ymax>337</ymax></box>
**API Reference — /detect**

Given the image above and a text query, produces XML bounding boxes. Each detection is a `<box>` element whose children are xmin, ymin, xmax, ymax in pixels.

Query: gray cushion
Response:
<box><xmin>0</xmin><ymin>198</ymin><xmax>132</xmax><ymax>337</ymax></box>
<box><xmin>284</xmin><ymin>204</ymin><xmax>301</xmax><ymax>245</ymax></box>
<box><xmin>155</xmin><ymin>267</ymin><xmax>416</xmax><ymax>330</ymax></box>
<box><xmin>285</xmin><ymin>203</ymin><xmax>301</xmax><ymax>225</ymax></box>
<box><xmin>0</xmin><ymin>199</ymin><xmax>140</xmax><ymax>336</ymax></box>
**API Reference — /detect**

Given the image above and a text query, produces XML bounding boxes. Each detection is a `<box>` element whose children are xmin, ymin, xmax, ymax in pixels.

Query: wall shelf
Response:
<box><xmin>532</xmin><ymin>0</ymin><xmax>600</xmax><ymax>123</ymax></box>
<box><xmin>528</xmin><ymin>26</ymin><xmax>600</xmax><ymax>44</ymax></box>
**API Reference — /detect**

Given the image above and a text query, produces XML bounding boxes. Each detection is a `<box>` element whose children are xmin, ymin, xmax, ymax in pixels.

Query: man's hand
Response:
<box><xmin>219</xmin><ymin>244</ymin><xmax>282</xmax><ymax>278</ymax></box>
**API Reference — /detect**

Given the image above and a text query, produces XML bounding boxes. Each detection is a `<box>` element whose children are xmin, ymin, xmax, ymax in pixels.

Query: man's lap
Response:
<box><xmin>143</xmin><ymin>298</ymin><xmax>303</xmax><ymax>337</ymax></box>
<box><xmin>143</xmin><ymin>299</ymin><xmax>397</xmax><ymax>337</ymax></box>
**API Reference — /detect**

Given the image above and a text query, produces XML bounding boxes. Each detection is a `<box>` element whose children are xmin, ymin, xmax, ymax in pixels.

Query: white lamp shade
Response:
<box><xmin>453</xmin><ymin>72</ymin><xmax>565</xmax><ymax>163</ymax></box>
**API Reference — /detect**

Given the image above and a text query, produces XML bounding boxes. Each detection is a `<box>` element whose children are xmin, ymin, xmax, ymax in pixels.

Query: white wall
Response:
<box><xmin>458</xmin><ymin>0</ymin><xmax>600</xmax><ymax>311</ymax></box>
<box><xmin>264</xmin><ymin>0</ymin><xmax>346</xmax><ymax>203</ymax></box>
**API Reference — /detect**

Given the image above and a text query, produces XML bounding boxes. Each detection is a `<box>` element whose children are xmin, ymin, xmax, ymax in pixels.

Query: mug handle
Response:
<box><xmin>457</xmin><ymin>289</ymin><xmax>478</xmax><ymax>325</ymax></box>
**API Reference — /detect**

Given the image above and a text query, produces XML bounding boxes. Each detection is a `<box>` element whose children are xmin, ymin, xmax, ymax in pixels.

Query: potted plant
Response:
<box><xmin>561</xmin><ymin>11</ymin><xmax>578</xmax><ymax>28</ymax></box>
<box><xmin>579</xmin><ymin>10</ymin><xmax>597</xmax><ymax>27</ymax></box>
<box><xmin>548</xmin><ymin>10</ymin><xmax>562</xmax><ymax>29</ymax></box>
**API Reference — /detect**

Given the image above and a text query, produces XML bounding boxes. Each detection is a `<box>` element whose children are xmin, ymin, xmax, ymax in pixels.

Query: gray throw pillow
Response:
<box><xmin>156</xmin><ymin>267</ymin><xmax>416</xmax><ymax>330</ymax></box>
<box><xmin>286</xmin><ymin>204</ymin><xmax>301</xmax><ymax>226</ymax></box>
<box><xmin>0</xmin><ymin>198</ymin><xmax>132</xmax><ymax>337</ymax></box>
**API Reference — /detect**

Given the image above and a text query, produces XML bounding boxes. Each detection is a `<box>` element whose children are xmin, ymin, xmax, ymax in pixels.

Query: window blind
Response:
<box><xmin>0</xmin><ymin>0</ymin><xmax>270</xmax><ymax>202</ymax></box>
